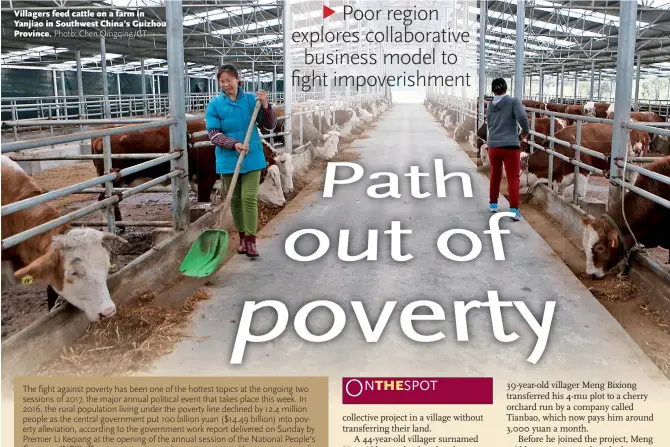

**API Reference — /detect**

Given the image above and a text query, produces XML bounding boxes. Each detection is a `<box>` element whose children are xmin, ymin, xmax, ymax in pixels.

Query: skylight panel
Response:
<box><xmin>639</xmin><ymin>0</ymin><xmax>670</xmax><ymax>7</ymax></box>
<box><xmin>529</xmin><ymin>0</ymin><xmax>651</xmax><ymax>28</ymax></box>
<box><xmin>484</xmin><ymin>11</ymin><xmax>582</xmax><ymax>46</ymax></box>
<box><xmin>79</xmin><ymin>53</ymin><xmax>123</xmax><ymax>64</ymax></box>
<box><xmin>212</xmin><ymin>17</ymin><xmax>282</xmax><ymax>35</ymax></box>
<box><xmin>183</xmin><ymin>9</ymin><xmax>229</xmax><ymax>26</ymax></box>
<box><xmin>1</xmin><ymin>47</ymin><xmax>69</xmax><ymax>63</ymax></box>
<box><xmin>183</xmin><ymin>1</ymin><xmax>277</xmax><ymax>27</ymax></box>
<box><xmin>239</xmin><ymin>34</ymin><xmax>282</xmax><ymax>44</ymax></box>
<box><xmin>102</xmin><ymin>0</ymin><xmax>164</xmax><ymax>6</ymax></box>
<box><xmin>293</xmin><ymin>21</ymin><xmax>343</xmax><ymax>33</ymax></box>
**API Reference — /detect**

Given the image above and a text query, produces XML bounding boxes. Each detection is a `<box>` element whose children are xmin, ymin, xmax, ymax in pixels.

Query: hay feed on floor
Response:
<box><xmin>38</xmin><ymin>289</ymin><xmax>212</xmax><ymax>377</ymax></box>
<box><xmin>583</xmin><ymin>274</ymin><xmax>640</xmax><ymax>303</ymax></box>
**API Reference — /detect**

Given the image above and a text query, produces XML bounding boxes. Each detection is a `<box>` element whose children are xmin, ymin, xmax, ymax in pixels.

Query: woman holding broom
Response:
<box><xmin>206</xmin><ymin>63</ymin><xmax>277</xmax><ymax>258</ymax></box>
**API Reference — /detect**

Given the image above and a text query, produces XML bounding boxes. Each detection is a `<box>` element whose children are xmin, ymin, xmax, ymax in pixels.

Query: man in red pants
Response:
<box><xmin>485</xmin><ymin>78</ymin><xmax>530</xmax><ymax>221</ymax></box>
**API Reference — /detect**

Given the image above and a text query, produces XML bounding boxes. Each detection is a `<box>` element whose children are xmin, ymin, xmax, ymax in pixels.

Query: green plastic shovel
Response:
<box><xmin>179</xmin><ymin>99</ymin><xmax>262</xmax><ymax>277</ymax></box>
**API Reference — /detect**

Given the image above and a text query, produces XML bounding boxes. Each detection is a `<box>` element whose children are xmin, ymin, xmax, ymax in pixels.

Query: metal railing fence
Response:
<box><xmin>424</xmin><ymin>94</ymin><xmax>670</xmax><ymax>214</ymax></box>
<box><xmin>1</xmin><ymin>91</ymin><xmax>388</xmax><ymax>249</ymax></box>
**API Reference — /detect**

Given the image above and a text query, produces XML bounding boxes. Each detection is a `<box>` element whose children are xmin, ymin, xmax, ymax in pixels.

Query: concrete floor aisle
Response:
<box><xmin>142</xmin><ymin>103</ymin><xmax>669</xmax><ymax>394</ymax></box>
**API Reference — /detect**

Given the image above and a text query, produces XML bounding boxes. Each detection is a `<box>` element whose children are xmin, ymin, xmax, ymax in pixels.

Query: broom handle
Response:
<box><xmin>218</xmin><ymin>99</ymin><xmax>262</xmax><ymax>228</ymax></box>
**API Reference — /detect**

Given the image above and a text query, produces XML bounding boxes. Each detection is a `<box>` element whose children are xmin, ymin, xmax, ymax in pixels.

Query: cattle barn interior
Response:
<box><xmin>1</xmin><ymin>0</ymin><xmax>670</xmax><ymax>383</ymax></box>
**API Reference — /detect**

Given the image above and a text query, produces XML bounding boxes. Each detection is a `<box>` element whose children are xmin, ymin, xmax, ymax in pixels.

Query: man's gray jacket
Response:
<box><xmin>485</xmin><ymin>95</ymin><xmax>530</xmax><ymax>148</ymax></box>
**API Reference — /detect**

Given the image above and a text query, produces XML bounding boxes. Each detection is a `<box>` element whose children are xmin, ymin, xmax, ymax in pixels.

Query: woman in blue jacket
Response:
<box><xmin>206</xmin><ymin>64</ymin><xmax>277</xmax><ymax>257</ymax></box>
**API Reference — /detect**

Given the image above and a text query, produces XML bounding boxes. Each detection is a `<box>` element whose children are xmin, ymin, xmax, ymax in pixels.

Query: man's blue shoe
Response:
<box><xmin>489</xmin><ymin>203</ymin><xmax>498</xmax><ymax>213</ymax></box>
<box><xmin>509</xmin><ymin>208</ymin><xmax>522</xmax><ymax>221</ymax></box>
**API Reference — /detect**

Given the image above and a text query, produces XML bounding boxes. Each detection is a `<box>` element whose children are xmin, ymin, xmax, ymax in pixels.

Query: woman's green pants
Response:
<box><xmin>220</xmin><ymin>169</ymin><xmax>261</xmax><ymax>235</ymax></box>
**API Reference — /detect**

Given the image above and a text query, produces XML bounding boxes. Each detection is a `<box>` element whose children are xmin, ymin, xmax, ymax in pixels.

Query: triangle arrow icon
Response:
<box><xmin>323</xmin><ymin>5</ymin><xmax>335</xmax><ymax>18</ymax></box>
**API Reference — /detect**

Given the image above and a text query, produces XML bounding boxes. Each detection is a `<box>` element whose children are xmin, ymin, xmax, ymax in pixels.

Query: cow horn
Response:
<box><xmin>101</xmin><ymin>231</ymin><xmax>129</xmax><ymax>244</ymax></box>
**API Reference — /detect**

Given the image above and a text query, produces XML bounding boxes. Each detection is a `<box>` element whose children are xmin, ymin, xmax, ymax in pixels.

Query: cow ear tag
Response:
<box><xmin>110</xmin><ymin>264</ymin><xmax>116</xmax><ymax>270</ymax></box>
<box><xmin>21</xmin><ymin>275</ymin><xmax>33</xmax><ymax>284</ymax></box>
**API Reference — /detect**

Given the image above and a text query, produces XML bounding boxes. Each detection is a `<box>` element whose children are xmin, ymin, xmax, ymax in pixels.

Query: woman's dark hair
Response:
<box><xmin>491</xmin><ymin>77</ymin><xmax>507</xmax><ymax>95</ymax></box>
<box><xmin>217</xmin><ymin>63</ymin><xmax>239</xmax><ymax>80</ymax></box>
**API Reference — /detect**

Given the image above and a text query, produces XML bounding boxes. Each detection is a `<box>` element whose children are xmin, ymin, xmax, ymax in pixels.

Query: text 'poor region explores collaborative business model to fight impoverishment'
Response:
<box><xmin>292</xmin><ymin>5</ymin><xmax>473</xmax><ymax>91</ymax></box>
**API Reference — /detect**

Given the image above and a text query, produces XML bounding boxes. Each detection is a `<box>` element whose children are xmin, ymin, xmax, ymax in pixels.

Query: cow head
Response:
<box><xmin>583</xmin><ymin>101</ymin><xmax>596</xmax><ymax>116</ymax></box>
<box><xmin>334</xmin><ymin>109</ymin><xmax>354</xmax><ymax>126</ymax></box>
<box><xmin>606</xmin><ymin>103</ymin><xmax>615</xmax><ymax>119</ymax></box>
<box><xmin>258</xmin><ymin>164</ymin><xmax>285</xmax><ymax>207</ymax></box>
<box><xmin>274</xmin><ymin>152</ymin><xmax>294</xmax><ymax>194</ymax></box>
<box><xmin>315</xmin><ymin>131</ymin><xmax>339</xmax><ymax>161</ymax></box>
<box><xmin>651</xmin><ymin>134</ymin><xmax>670</xmax><ymax>155</ymax></box>
<box><xmin>14</xmin><ymin>228</ymin><xmax>127</xmax><ymax>322</ymax></box>
<box><xmin>454</xmin><ymin>123</ymin><xmax>471</xmax><ymax>143</ymax></box>
<box><xmin>581</xmin><ymin>214</ymin><xmax>629</xmax><ymax>278</ymax></box>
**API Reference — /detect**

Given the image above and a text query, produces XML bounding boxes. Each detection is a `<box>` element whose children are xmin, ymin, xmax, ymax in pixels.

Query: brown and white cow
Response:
<box><xmin>545</xmin><ymin>103</ymin><xmax>569</xmax><ymax>114</ymax></box>
<box><xmin>564</xmin><ymin>105</ymin><xmax>584</xmax><ymax>126</ymax></box>
<box><xmin>91</xmin><ymin>119</ymin><xmax>218</xmax><ymax>223</ymax></box>
<box><xmin>259</xmin><ymin>105</ymin><xmax>329</xmax><ymax>148</ymax></box>
<box><xmin>605</xmin><ymin>103</ymin><xmax>637</xmax><ymax>119</ymax></box>
<box><xmin>519</xmin><ymin>123</ymin><xmax>641</xmax><ymax>201</ymax></box>
<box><xmin>477</xmin><ymin>117</ymin><xmax>568</xmax><ymax>163</ymax></box>
<box><xmin>521</xmin><ymin>116</ymin><xmax>568</xmax><ymax>151</ymax></box>
<box><xmin>310</xmin><ymin>110</ymin><xmax>331</xmax><ymax>134</ymax></box>
<box><xmin>583</xmin><ymin>101</ymin><xmax>610</xmax><ymax>118</ymax></box>
<box><xmin>261</xmin><ymin>139</ymin><xmax>294</xmax><ymax>196</ymax></box>
<box><xmin>1</xmin><ymin>155</ymin><xmax>127</xmax><ymax>321</ymax></box>
<box><xmin>454</xmin><ymin>117</ymin><xmax>476</xmax><ymax>143</ymax></box>
<box><xmin>628</xmin><ymin>111</ymin><xmax>665</xmax><ymax>123</ymax></box>
<box><xmin>522</xmin><ymin>99</ymin><xmax>546</xmax><ymax>118</ymax></box>
<box><xmin>581</xmin><ymin>156</ymin><xmax>670</xmax><ymax>278</ymax></box>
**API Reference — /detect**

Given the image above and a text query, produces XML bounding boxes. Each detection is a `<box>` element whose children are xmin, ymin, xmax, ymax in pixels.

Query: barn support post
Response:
<box><xmin>116</xmin><ymin>73</ymin><xmax>122</xmax><ymax>117</ymax></box>
<box><xmin>538</xmin><ymin>69</ymin><xmax>544</xmax><ymax>101</ymax></box>
<box><xmin>589</xmin><ymin>60</ymin><xmax>595</xmax><ymax>100</ymax></box>
<box><xmin>573</xmin><ymin>71</ymin><xmax>578</xmax><ymax>104</ymax></box>
<box><xmin>555</xmin><ymin>72</ymin><xmax>559</xmax><ymax>101</ymax></box>
<box><xmin>251</xmin><ymin>61</ymin><xmax>255</xmax><ymax>92</ymax></box>
<box><xmin>60</xmin><ymin>71</ymin><xmax>67</xmax><ymax>119</ymax></box>
<box><xmin>272</xmin><ymin>65</ymin><xmax>277</xmax><ymax>100</ymax></box>
<box><xmin>166</xmin><ymin>0</ymin><xmax>190</xmax><ymax>232</ymax></box>
<box><xmin>608</xmin><ymin>0</ymin><xmax>636</xmax><ymax>211</ymax></box>
<box><xmin>151</xmin><ymin>74</ymin><xmax>157</xmax><ymax>114</ymax></box>
<box><xmin>184</xmin><ymin>63</ymin><xmax>189</xmax><ymax>112</ymax></box>
<box><xmin>452</xmin><ymin>0</ymin><xmax>457</xmax><ymax>103</ymax></box>
<box><xmin>283</xmin><ymin>0</ymin><xmax>293</xmax><ymax>153</ymax></box>
<box><xmin>462</xmin><ymin>1</ymin><xmax>469</xmax><ymax>101</ymax></box>
<box><xmin>323</xmin><ymin>0</ymin><xmax>331</xmax><ymax>115</ymax></box>
<box><xmin>357</xmin><ymin>19</ymin><xmax>362</xmax><ymax>106</ymax></box>
<box><xmin>514</xmin><ymin>0</ymin><xmax>524</xmax><ymax>100</ymax></box>
<box><xmin>141</xmin><ymin>57</ymin><xmax>147</xmax><ymax>117</ymax></box>
<box><xmin>75</xmin><ymin>50</ymin><xmax>86</xmax><ymax>133</ymax></box>
<box><xmin>560</xmin><ymin>65</ymin><xmax>564</xmax><ymax>102</ymax></box>
<box><xmin>100</xmin><ymin>37</ymin><xmax>116</xmax><ymax>234</ymax></box>
<box><xmin>156</xmin><ymin>76</ymin><xmax>161</xmax><ymax>112</ymax></box>
<box><xmin>478</xmin><ymin>0</ymin><xmax>487</xmax><ymax>133</ymax></box>
<box><xmin>597</xmin><ymin>69</ymin><xmax>602</xmax><ymax>99</ymax></box>
<box><xmin>528</xmin><ymin>74</ymin><xmax>532</xmax><ymax>97</ymax></box>
<box><xmin>52</xmin><ymin>69</ymin><xmax>60</xmax><ymax>119</ymax></box>
<box><xmin>634</xmin><ymin>53</ymin><xmax>641</xmax><ymax>111</ymax></box>
<box><xmin>344</xmin><ymin>0</ymin><xmax>351</xmax><ymax>102</ymax></box>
